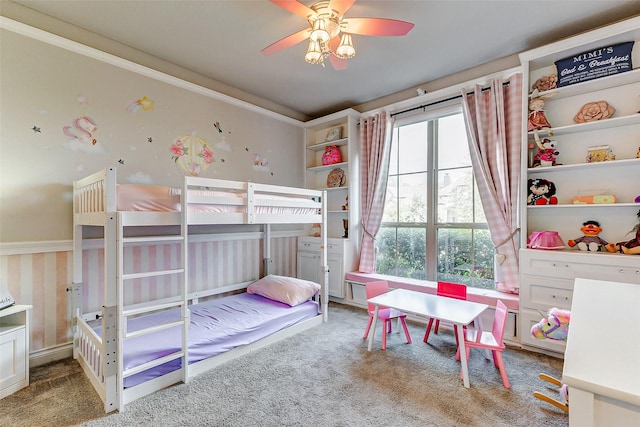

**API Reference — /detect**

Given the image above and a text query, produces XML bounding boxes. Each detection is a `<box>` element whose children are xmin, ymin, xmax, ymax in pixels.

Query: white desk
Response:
<box><xmin>367</xmin><ymin>288</ymin><xmax>488</xmax><ymax>388</ymax></box>
<box><xmin>563</xmin><ymin>278</ymin><xmax>640</xmax><ymax>427</ymax></box>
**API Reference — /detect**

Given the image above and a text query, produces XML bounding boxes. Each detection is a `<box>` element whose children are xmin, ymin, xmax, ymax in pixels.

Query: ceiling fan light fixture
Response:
<box><xmin>310</xmin><ymin>18</ymin><xmax>330</xmax><ymax>43</ymax></box>
<box><xmin>304</xmin><ymin>39</ymin><xmax>323</xmax><ymax>64</ymax></box>
<box><xmin>264</xmin><ymin>0</ymin><xmax>414</xmax><ymax>70</ymax></box>
<box><xmin>336</xmin><ymin>33</ymin><xmax>356</xmax><ymax>59</ymax></box>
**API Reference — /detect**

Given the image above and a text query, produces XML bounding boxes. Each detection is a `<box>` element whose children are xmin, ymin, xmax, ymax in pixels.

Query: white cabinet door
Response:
<box><xmin>0</xmin><ymin>327</ymin><xmax>26</xmax><ymax>396</ymax></box>
<box><xmin>297</xmin><ymin>251</ymin><xmax>320</xmax><ymax>284</ymax></box>
<box><xmin>327</xmin><ymin>253</ymin><xmax>344</xmax><ymax>298</ymax></box>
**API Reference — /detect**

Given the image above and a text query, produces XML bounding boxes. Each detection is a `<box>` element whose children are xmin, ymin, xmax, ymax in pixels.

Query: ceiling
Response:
<box><xmin>7</xmin><ymin>0</ymin><xmax>640</xmax><ymax>120</ymax></box>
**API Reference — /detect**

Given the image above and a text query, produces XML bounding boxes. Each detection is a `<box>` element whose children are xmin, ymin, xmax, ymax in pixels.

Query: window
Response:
<box><xmin>376</xmin><ymin>108</ymin><xmax>494</xmax><ymax>289</ymax></box>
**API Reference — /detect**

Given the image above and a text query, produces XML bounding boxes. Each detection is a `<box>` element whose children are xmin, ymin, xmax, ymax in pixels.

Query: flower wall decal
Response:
<box><xmin>170</xmin><ymin>135</ymin><xmax>214</xmax><ymax>176</ymax></box>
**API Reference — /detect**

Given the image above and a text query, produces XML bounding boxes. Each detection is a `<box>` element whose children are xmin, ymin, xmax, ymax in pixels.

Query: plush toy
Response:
<box><xmin>531</xmin><ymin>307</ymin><xmax>570</xmax><ymax>341</ymax></box>
<box><xmin>532</xmin><ymin>137</ymin><xmax>559</xmax><ymax>167</ymax></box>
<box><xmin>527</xmin><ymin>178</ymin><xmax>558</xmax><ymax>205</ymax></box>
<box><xmin>309</xmin><ymin>223</ymin><xmax>321</xmax><ymax>237</ymax></box>
<box><xmin>531</xmin><ymin>308</ymin><xmax>571</xmax><ymax>413</ymax></box>
<box><xmin>567</xmin><ymin>220</ymin><xmax>608</xmax><ymax>252</ymax></box>
<box><xmin>605</xmin><ymin>208</ymin><xmax>640</xmax><ymax>254</ymax></box>
<box><xmin>528</xmin><ymin>97</ymin><xmax>552</xmax><ymax>131</ymax></box>
<box><xmin>321</xmin><ymin>145</ymin><xmax>342</xmax><ymax>166</ymax></box>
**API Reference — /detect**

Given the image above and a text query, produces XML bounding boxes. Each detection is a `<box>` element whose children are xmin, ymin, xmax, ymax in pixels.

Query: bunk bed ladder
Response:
<box><xmin>320</xmin><ymin>192</ymin><xmax>328</xmax><ymax>323</ymax></box>
<box><xmin>112</xmin><ymin>211</ymin><xmax>189</xmax><ymax>412</ymax></box>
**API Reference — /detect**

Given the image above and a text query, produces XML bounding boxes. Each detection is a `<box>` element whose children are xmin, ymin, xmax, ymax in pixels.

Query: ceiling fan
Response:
<box><xmin>262</xmin><ymin>0</ymin><xmax>415</xmax><ymax>70</ymax></box>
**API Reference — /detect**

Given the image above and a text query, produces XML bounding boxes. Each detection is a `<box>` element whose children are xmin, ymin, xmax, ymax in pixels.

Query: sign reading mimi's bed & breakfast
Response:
<box><xmin>555</xmin><ymin>41</ymin><xmax>634</xmax><ymax>87</ymax></box>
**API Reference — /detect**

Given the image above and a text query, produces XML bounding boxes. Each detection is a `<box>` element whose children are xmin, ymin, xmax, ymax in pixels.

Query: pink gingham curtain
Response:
<box><xmin>461</xmin><ymin>74</ymin><xmax>522</xmax><ymax>294</ymax></box>
<box><xmin>358</xmin><ymin>112</ymin><xmax>394</xmax><ymax>272</ymax></box>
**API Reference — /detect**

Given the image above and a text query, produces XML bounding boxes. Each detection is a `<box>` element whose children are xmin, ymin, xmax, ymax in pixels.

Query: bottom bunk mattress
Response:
<box><xmin>94</xmin><ymin>293</ymin><xmax>318</xmax><ymax>388</ymax></box>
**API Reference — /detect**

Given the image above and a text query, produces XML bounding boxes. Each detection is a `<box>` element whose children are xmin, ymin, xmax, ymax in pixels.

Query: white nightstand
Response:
<box><xmin>0</xmin><ymin>304</ymin><xmax>32</xmax><ymax>399</ymax></box>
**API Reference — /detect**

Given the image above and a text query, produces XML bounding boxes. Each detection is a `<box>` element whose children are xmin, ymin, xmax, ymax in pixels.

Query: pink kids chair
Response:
<box><xmin>423</xmin><ymin>281</ymin><xmax>467</xmax><ymax>345</ymax></box>
<box><xmin>362</xmin><ymin>281</ymin><xmax>412</xmax><ymax>350</ymax></box>
<box><xmin>456</xmin><ymin>300</ymin><xmax>510</xmax><ymax>388</ymax></box>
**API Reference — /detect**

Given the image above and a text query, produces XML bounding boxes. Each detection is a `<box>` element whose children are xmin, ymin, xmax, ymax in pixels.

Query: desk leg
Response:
<box><xmin>457</xmin><ymin>323</ymin><xmax>470</xmax><ymax>388</ymax></box>
<box><xmin>367</xmin><ymin>305</ymin><xmax>379</xmax><ymax>352</ymax></box>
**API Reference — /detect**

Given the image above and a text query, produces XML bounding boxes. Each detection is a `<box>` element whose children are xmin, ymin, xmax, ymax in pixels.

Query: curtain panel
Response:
<box><xmin>358</xmin><ymin>112</ymin><xmax>393</xmax><ymax>273</ymax></box>
<box><xmin>461</xmin><ymin>74</ymin><xmax>523</xmax><ymax>294</ymax></box>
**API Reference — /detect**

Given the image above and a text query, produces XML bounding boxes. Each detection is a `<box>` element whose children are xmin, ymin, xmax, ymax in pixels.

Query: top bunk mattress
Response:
<box><xmin>95</xmin><ymin>292</ymin><xmax>318</xmax><ymax>388</ymax></box>
<box><xmin>116</xmin><ymin>184</ymin><xmax>317</xmax><ymax>215</ymax></box>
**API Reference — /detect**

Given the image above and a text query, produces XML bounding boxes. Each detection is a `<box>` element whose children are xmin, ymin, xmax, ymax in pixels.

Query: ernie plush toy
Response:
<box><xmin>567</xmin><ymin>220</ymin><xmax>609</xmax><ymax>252</ymax></box>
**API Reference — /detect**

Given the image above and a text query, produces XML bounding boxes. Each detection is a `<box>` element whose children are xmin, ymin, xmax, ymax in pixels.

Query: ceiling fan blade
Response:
<box><xmin>329</xmin><ymin>0</ymin><xmax>356</xmax><ymax>16</ymax></box>
<box><xmin>328</xmin><ymin>54</ymin><xmax>348</xmax><ymax>70</ymax></box>
<box><xmin>343</xmin><ymin>18</ymin><xmax>415</xmax><ymax>36</ymax></box>
<box><xmin>327</xmin><ymin>37</ymin><xmax>347</xmax><ymax>70</ymax></box>
<box><xmin>268</xmin><ymin>0</ymin><xmax>316</xmax><ymax>19</ymax></box>
<box><xmin>262</xmin><ymin>28</ymin><xmax>311</xmax><ymax>56</ymax></box>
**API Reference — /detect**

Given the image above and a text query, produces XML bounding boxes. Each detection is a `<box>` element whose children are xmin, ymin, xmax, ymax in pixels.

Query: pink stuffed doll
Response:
<box><xmin>528</xmin><ymin>97</ymin><xmax>552</xmax><ymax>131</ymax></box>
<box><xmin>606</xmin><ymin>208</ymin><xmax>640</xmax><ymax>254</ymax></box>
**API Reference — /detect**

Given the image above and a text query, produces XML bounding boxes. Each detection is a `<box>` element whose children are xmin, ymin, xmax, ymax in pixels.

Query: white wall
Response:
<box><xmin>0</xmin><ymin>23</ymin><xmax>304</xmax><ymax>242</ymax></box>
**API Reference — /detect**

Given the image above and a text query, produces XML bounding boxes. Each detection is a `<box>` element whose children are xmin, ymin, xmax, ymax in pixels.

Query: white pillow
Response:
<box><xmin>247</xmin><ymin>274</ymin><xmax>320</xmax><ymax>307</ymax></box>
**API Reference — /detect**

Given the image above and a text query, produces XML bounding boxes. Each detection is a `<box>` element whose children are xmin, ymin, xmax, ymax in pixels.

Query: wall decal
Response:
<box><xmin>126</xmin><ymin>96</ymin><xmax>154</xmax><ymax>114</ymax></box>
<box><xmin>127</xmin><ymin>171</ymin><xmax>153</xmax><ymax>184</ymax></box>
<box><xmin>215</xmin><ymin>137</ymin><xmax>231</xmax><ymax>152</ymax></box>
<box><xmin>170</xmin><ymin>134</ymin><xmax>214</xmax><ymax>176</ymax></box>
<box><xmin>32</xmin><ymin>125</ymin><xmax>41</xmax><ymax>133</ymax></box>
<box><xmin>76</xmin><ymin>95</ymin><xmax>89</xmax><ymax>104</ymax></box>
<box><xmin>118</xmin><ymin>159</ymin><xmax>125</xmax><ymax>165</ymax></box>
<box><xmin>148</xmin><ymin>137</ymin><xmax>153</xmax><ymax>143</ymax></box>
<box><xmin>251</xmin><ymin>153</ymin><xmax>270</xmax><ymax>173</ymax></box>
<box><xmin>63</xmin><ymin>116</ymin><xmax>98</xmax><ymax>145</ymax></box>
<box><xmin>213</xmin><ymin>121</ymin><xmax>223</xmax><ymax>133</ymax></box>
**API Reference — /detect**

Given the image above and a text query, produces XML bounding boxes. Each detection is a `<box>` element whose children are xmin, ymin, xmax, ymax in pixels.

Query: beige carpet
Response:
<box><xmin>0</xmin><ymin>302</ymin><xmax>567</xmax><ymax>427</ymax></box>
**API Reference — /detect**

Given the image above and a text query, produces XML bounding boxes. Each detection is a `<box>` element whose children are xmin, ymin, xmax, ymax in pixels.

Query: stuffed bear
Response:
<box><xmin>527</xmin><ymin>178</ymin><xmax>558</xmax><ymax>205</ymax></box>
<box><xmin>568</xmin><ymin>220</ymin><xmax>608</xmax><ymax>252</ymax></box>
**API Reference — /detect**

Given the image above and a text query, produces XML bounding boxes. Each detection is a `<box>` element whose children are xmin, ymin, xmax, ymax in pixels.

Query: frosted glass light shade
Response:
<box><xmin>336</xmin><ymin>33</ymin><xmax>355</xmax><ymax>59</ymax></box>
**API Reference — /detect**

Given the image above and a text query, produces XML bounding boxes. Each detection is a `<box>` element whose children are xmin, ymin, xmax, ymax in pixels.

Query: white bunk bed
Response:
<box><xmin>72</xmin><ymin>167</ymin><xmax>328</xmax><ymax>413</ymax></box>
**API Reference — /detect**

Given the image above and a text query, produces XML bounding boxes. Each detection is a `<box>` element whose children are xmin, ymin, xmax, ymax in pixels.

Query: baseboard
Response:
<box><xmin>30</xmin><ymin>342</ymin><xmax>73</xmax><ymax>367</ymax></box>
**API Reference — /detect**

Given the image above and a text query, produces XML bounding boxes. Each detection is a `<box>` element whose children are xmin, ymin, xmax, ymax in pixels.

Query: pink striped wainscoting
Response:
<box><xmin>0</xmin><ymin>236</ymin><xmax>298</xmax><ymax>355</ymax></box>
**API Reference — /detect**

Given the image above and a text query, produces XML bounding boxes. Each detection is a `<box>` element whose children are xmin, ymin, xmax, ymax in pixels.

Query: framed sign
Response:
<box><xmin>555</xmin><ymin>41</ymin><xmax>634</xmax><ymax>88</ymax></box>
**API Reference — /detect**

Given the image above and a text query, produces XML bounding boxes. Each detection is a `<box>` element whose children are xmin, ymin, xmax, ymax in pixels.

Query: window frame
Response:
<box><xmin>378</xmin><ymin>103</ymin><xmax>492</xmax><ymax>287</ymax></box>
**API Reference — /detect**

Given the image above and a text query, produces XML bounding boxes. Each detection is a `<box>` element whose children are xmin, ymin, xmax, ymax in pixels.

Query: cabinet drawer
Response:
<box><xmin>520</xmin><ymin>309</ymin><xmax>567</xmax><ymax>354</ymax></box>
<box><xmin>298</xmin><ymin>240</ymin><xmax>322</xmax><ymax>252</ymax></box>
<box><xmin>520</xmin><ymin>275</ymin><xmax>573</xmax><ymax>310</ymax></box>
<box><xmin>521</xmin><ymin>255</ymin><xmax>576</xmax><ymax>279</ymax></box>
<box><xmin>520</xmin><ymin>249</ymin><xmax>640</xmax><ymax>284</ymax></box>
<box><xmin>298</xmin><ymin>238</ymin><xmax>344</xmax><ymax>255</ymax></box>
<box><xmin>574</xmin><ymin>263</ymin><xmax>640</xmax><ymax>285</ymax></box>
<box><xmin>326</xmin><ymin>242</ymin><xmax>344</xmax><ymax>255</ymax></box>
